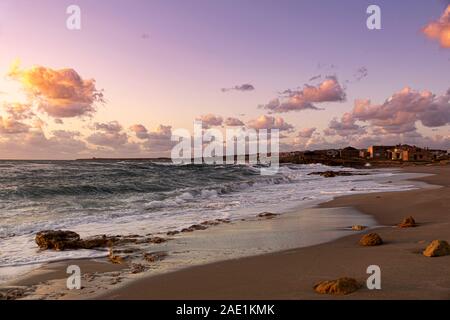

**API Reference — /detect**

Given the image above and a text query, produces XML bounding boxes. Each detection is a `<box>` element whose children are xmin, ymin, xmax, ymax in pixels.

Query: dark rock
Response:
<box><xmin>143</xmin><ymin>251</ymin><xmax>168</xmax><ymax>263</ymax></box>
<box><xmin>167</xmin><ymin>230</ymin><xmax>180</xmax><ymax>236</ymax></box>
<box><xmin>35</xmin><ymin>230</ymin><xmax>81</xmax><ymax>251</ymax></box>
<box><xmin>130</xmin><ymin>263</ymin><xmax>146</xmax><ymax>274</ymax></box>
<box><xmin>308</xmin><ymin>171</ymin><xmax>368</xmax><ymax>178</ymax></box>
<box><xmin>257</xmin><ymin>212</ymin><xmax>279</xmax><ymax>219</ymax></box>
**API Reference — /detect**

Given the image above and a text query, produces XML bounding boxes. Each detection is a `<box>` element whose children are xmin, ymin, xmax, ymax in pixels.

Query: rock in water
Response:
<box><xmin>398</xmin><ymin>216</ymin><xmax>417</xmax><ymax>228</ymax></box>
<box><xmin>35</xmin><ymin>230</ymin><xmax>81</xmax><ymax>251</ymax></box>
<box><xmin>423</xmin><ymin>240</ymin><xmax>450</xmax><ymax>257</ymax></box>
<box><xmin>351</xmin><ymin>225</ymin><xmax>367</xmax><ymax>231</ymax></box>
<box><xmin>359</xmin><ymin>233</ymin><xmax>383</xmax><ymax>246</ymax></box>
<box><xmin>314</xmin><ymin>277</ymin><xmax>361</xmax><ymax>295</ymax></box>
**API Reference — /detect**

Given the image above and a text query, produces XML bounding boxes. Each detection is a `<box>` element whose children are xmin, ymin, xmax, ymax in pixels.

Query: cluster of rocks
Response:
<box><xmin>315</xmin><ymin>215</ymin><xmax>450</xmax><ymax>296</ymax></box>
<box><xmin>166</xmin><ymin>218</ymin><xmax>231</xmax><ymax>236</ymax></box>
<box><xmin>308</xmin><ymin>171</ymin><xmax>369</xmax><ymax>178</ymax></box>
<box><xmin>35</xmin><ymin>230</ymin><xmax>168</xmax><ymax>251</ymax></box>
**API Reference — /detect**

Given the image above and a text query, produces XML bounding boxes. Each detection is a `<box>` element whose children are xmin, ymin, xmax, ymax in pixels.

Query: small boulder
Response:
<box><xmin>398</xmin><ymin>216</ymin><xmax>417</xmax><ymax>228</ymax></box>
<box><xmin>359</xmin><ymin>233</ymin><xmax>383</xmax><ymax>246</ymax></box>
<box><xmin>351</xmin><ymin>225</ymin><xmax>367</xmax><ymax>231</ymax></box>
<box><xmin>423</xmin><ymin>240</ymin><xmax>450</xmax><ymax>257</ymax></box>
<box><xmin>314</xmin><ymin>277</ymin><xmax>362</xmax><ymax>295</ymax></box>
<box><xmin>257</xmin><ymin>212</ymin><xmax>279</xmax><ymax>219</ymax></box>
<box><xmin>35</xmin><ymin>230</ymin><xmax>81</xmax><ymax>251</ymax></box>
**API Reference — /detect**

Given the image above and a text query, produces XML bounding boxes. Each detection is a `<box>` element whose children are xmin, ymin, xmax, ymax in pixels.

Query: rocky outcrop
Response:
<box><xmin>423</xmin><ymin>240</ymin><xmax>450</xmax><ymax>257</ymax></box>
<box><xmin>257</xmin><ymin>212</ymin><xmax>279</xmax><ymax>219</ymax></box>
<box><xmin>398</xmin><ymin>216</ymin><xmax>417</xmax><ymax>228</ymax></box>
<box><xmin>35</xmin><ymin>230</ymin><xmax>81</xmax><ymax>250</ymax></box>
<box><xmin>35</xmin><ymin>230</ymin><xmax>168</xmax><ymax>251</ymax></box>
<box><xmin>181</xmin><ymin>224</ymin><xmax>208</xmax><ymax>233</ymax></box>
<box><xmin>351</xmin><ymin>225</ymin><xmax>367</xmax><ymax>231</ymax></box>
<box><xmin>308</xmin><ymin>171</ymin><xmax>368</xmax><ymax>178</ymax></box>
<box><xmin>359</xmin><ymin>233</ymin><xmax>383</xmax><ymax>246</ymax></box>
<box><xmin>314</xmin><ymin>277</ymin><xmax>362</xmax><ymax>295</ymax></box>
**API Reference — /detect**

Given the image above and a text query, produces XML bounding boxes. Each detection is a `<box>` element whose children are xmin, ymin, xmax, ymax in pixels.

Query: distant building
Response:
<box><xmin>429</xmin><ymin>149</ymin><xmax>448</xmax><ymax>160</ymax></box>
<box><xmin>367</xmin><ymin>146</ymin><xmax>394</xmax><ymax>159</ymax></box>
<box><xmin>388</xmin><ymin>145</ymin><xmax>430</xmax><ymax>162</ymax></box>
<box><xmin>359</xmin><ymin>149</ymin><xmax>370</xmax><ymax>159</ymax></box>
<box><xmin>340</xmin><ymin>146</ymin><xmax>360</xmax><ymax>159</ymax></box>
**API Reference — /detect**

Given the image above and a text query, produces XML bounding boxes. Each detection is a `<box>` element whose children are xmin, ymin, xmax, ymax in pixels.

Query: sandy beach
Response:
<box><xmin>97</xmin><ymin>165</ymin><xmax>450</xmax><ymax>300</ymax></box>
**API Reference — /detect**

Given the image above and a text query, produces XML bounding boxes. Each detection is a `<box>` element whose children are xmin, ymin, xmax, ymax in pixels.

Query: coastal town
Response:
<box><xmin>280</xmin><ymin>144</ymin><xmax>450</xmax><ymax>167</ymax></box>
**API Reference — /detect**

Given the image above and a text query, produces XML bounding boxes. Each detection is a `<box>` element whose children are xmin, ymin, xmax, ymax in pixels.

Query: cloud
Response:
<box><xmin>130</xmin><ymin>124</ymin><xmax>175</xmax><ymax>155</ymax></box>
<box><xmin>422</xmin><ymin>5</ymin><xmax>450</xmax><ymax>48</ymax></box>
<box><xmin>4</xmin><ymin>103</ymin><xmax>34</xmax><ymax>120</ymax></box>
<box><xmin>8</xmin><ymin>63</ymin><xmax>104</xmax><ymax>118</ymax></box>
<box><xmin>0</xmin><ymin>116</ymin><xmax>30</xmax><ymax>134</ymax></box>
<box><xmin>352</xmin><ymin>87</ymin><xmax>450</xmax><ymax>131</ymax></box>
<box><xmin>324</xmin><ymin>112</ymin><xmax>367</xmax><ymax>137</ymax></box>
<box><xmin>224</xmin><ymin>117</ymin><xmax>245</xmax><ymax>126</ymax></box>
<box><xmin>221</xmin><ymin>83</ymin><xmax>255</xmax><ymax>92</ymax></box>
<box><xmin>324</xmin><ymin>87</ymin><xmax>450</xmax><ymax>140</ymax></box>
<box><xmin>247</xmin><ymin>115</ymin><xmax>294</xmax><ymax>132</ymax></box>
<box><xmin>297</xmin><ymin>127</ymin><xmax>316</xmax><ymax>138</ymax></box>
<box><xmin>87</xmin><ymin>121</ymin><xmax>129</xmax><ymax>148</ymax></box>
<box><xmin>260</xmin><ymin>76</ymin><xmax>346</xmax><ymax>113</ymax></box>
<box><xmin>195</xmin><ymin>114</ymin><xmax>223</xmax><ymax>128</ymax></box>
<box><xmin>354</xmin><ymin>67</ymin><xmax>368</xmax><ymax>81</ymax></box>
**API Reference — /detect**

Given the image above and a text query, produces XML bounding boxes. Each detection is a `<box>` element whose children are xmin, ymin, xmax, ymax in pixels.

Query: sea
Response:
<box><xmin>0</xmin><ymin>160</ymin><xmax>415</xmax><ymax>283</ymax></box>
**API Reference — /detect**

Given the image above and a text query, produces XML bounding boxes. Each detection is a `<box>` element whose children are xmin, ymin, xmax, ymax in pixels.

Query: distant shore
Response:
<box><xmin>99</xmin><ymin>165</ymin><xmax>450</xmax><ymax>300</ymax></box>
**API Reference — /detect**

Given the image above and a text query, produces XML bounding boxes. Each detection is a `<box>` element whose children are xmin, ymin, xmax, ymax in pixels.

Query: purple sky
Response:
<box><xmin>0</xmin><ymin>0</ymin><xmax>449</xmax><ymax>159</ymax></box>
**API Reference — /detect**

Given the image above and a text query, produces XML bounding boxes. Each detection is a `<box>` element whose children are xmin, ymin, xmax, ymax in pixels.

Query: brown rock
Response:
<box><xmin>314</xmin><ymin>277</ymin><xmax>362</xmax><ymax>295</ymax></box>
<box><xmin>130</xmin><ymin>263</ymin><xmax>146</xmax><ymax>274</ymax></box>
<box><xmin>143</xmin><ymin>251</ymin><xmax>168</xmax><ymax>263</ymax></box>
<box><xmin>423</xmin><ymin>240</ymin><xmax>450</xmax><ymax>257</ymax></box>
<box><xmin>359</xmin><ymin>233</ymin><xmax>383</xmax><ymax>246</ymax></box>
<box><xmin>351</xmin><ymin>225</ymin><xmax>367</xmax><ymax>231</ymax></box>
<box><xmin>398</xmin><ymin>216</ymin><xmax>417</xmax><ymax>228</ymax></box>
<box><xmin>167</xmin><ymin>230</ymin><xmax>180</xmax><ymax>236</ymax></box>
<box><xmin>257</xmin><ymin>212</ymin><xmax>279</xmax><ymax>219</ymax></box>
<box><xmin>35</xmin><ymin>230</ymin><xmax>81</xmax><ymax>251</ymax></box>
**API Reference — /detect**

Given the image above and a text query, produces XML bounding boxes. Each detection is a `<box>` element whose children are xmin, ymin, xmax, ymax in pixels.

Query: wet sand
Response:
<box><xmin>99</xmin><ymin>166</ymin><xmax>450</xmax><ymax>300</ymax></box>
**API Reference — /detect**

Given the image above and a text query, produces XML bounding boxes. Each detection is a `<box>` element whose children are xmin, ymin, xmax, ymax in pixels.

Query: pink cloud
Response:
<box><xmin>224</xmin><ymin>117</ymin><xmax>245</xmax><ymax>126</ymax></box>
<box><xmin>195</xmin><ymin>114</ymin><xmax>223</xmax><ymax>128</ymax></box>
<box><xmin>260</xmin><ymin>76</ymin><xmax>346</xmax><ymax>113</ymax></box>
<box><xmin>422</xmin><ymin>5</ymin><xmax>450</xmax><ymax>48</ymax></box>
<box><xmin>247</xmin><ymin>114</ymin><xmax>294</xmax><ymax>132</ymax></box>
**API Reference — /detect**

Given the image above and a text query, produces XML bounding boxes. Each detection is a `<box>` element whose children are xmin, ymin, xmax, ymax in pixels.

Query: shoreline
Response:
<box><xmin>2</xmin><ymin>165</ymin><xmax>448</xmax><ymax>299</ymax></box>
<box><xmin>98</xmin><ymin>165</ymin><xmax>450</xmax><ymax>300</ymax></box>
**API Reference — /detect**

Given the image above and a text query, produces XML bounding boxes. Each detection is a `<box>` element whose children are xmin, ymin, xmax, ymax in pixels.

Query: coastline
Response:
<box><xmin>98</xmin><ymin>165</ymin><xmax>450</xmax><ymax>300</ymax></box>
<box><xmin>3</xmin><ymin>165</ymin><xmax>449</xmax><ymax>300</ymax></box>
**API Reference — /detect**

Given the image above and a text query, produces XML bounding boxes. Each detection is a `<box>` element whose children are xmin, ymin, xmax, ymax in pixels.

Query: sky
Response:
<box><xmin>0</xmin><ymin>0</ymin><xmax>449</xmax><ymax>159</ymax></box>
